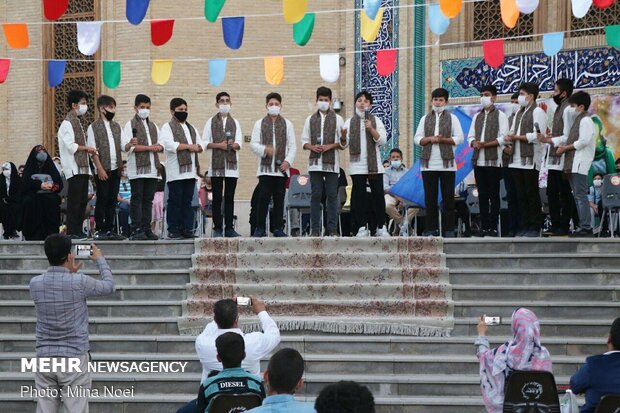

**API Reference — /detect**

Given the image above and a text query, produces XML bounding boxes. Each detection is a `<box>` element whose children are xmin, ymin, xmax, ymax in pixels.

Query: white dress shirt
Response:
<box><xmin>467</xmin><ymin>109</ymin><xmax>509</xmax><ymax>167</ymax></box>
<box><xmin>195</xmin><ymin>311</ymin><xmax>281</xmax><ymax>382</ymax></box>
<box><xmin>122</xmin><ymin>119</ymin><xmax>160</xmax><ymax>180</ymax></box>
<box><xmin>87</xmin><ymin>120</ymin><xmax>124</xmax><ymax>174</ymax></box>
<box><xmin>551</xmin><ymin>115</ymin><xmax>596</xmax><ymax>175</ymax></box>
<box><xmin>300</xmin><ymin>112</ymin><xmax>347</xmax><ymax>173</ymax></box>
<box><xmin>508</xmin><ymin>106</ymin><xmax>547</xmax><ymax>170</ymax></box>
<box><xmin>250</xmin><ymin>117</ymin><xmax>297</xmax><ymax>177</ymax></box>
<box><xmin>58</xmin><ymin>119</ymin><xmax>92</xmax><ymax>179</ymax></box>
<box><xmin>160</xmin><ymin>121</ymin><xmax>205</xmax><ymax>183</ymax></box>
<box><xmin>344</xmin><ymin>116</ymin><xmax>388</xmax><ymax>176</ymax></box>
<box><xmin>202</xmin><ymin>115</ymin><xmax>243</xmax><ymax>178</ymax></box>
<box><xmin>545</xmin><ymin>108</ymin><xmax>572</xmax><ymax>172</ymax></box>
<box><xmin>413</xmin><ymin>112</ymin><xmax>465</xmax><ymax>172</ymax></box>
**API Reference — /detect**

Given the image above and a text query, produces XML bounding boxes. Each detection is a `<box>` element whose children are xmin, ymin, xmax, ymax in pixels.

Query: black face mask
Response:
<box><xmin>104</xmin><ymin>110</ymin><xmax>115</xmax><ymax>121</ymax></box>
<box><xmin>174</xmin><ymin>111</ymin><xmax>188</xmax><ymax>123</ymax></box>
<box><xmin>552</xmin><ymin>93</ymin><xmax>564</xmax><ymax>106</ymax></box>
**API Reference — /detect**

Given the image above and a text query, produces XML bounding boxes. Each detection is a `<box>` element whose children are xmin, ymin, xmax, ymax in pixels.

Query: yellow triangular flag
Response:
<box><xmin>360</xmin><ymin>7</ymin><xmax>383</xmax><ymax>42</ymax></box>
<box><xmin>283</xmin><ymin>0</ymin><xmax>308</xmax><ymax>24</ymax></box>
<box><xmin>265</xmin><ymin>56</ymin><xmax>284</xmax><ymax>85</ymax></box>
<box><xmin>152</xmin><ymin>59</ymin><xmax>173</xmax><ymax>85</ymax></box>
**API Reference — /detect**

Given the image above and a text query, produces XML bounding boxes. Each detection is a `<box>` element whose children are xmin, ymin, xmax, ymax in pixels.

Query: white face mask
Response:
<box><xmin>219</xmin><ymin>104</ymin><xmax>231</xmax><ymax>115</ymax></box>
<box><xmin>2</xmin><ymin>170</ymin><xmax>10</xmax><ymax>178</ymax></box>
<box><xmin>317</xmin><ymin>101</ymin><xmax>330</xmax><ymax>112</ymax></box>
<box><xmin>432</xmin><ymin>105</ymin><xmax>445</xmax><ymax>114</ymax></box>
<box><xmin>517</xmin><ymin>95</ymin><xmax>528</xmax><ymax>107</ymax></box>
<box><xmin>511</xmin><ymin>103</ymin><xmax>520</xmax><ymax>114</ymax></box>
<box><xmin>267</xmin><ymin>106</ymin><xmax>281</xmax><ymax>116</ymax></box>
<box><xmin>480</xmin><ymin>96</ymin><xmax>493</xmax><ymax>108</ymax></box>
<box><xmin>593</xmin><ymin>179</ymin><xmax>603</xmax><ymax>188</ymax></box>
<box><xmin>355</xmin><ymin>108</ymin><xmax>366</xmax><ymax>118</ymax></box>
<box><xmin>77</xmin><ymin>104</ymin><xmax>88</xmax><ymax>116</ymax></box>
<box><xmin>138</xmin><ymin>108</ymin><xmax>150</xmax><ymax>119</ymax></box>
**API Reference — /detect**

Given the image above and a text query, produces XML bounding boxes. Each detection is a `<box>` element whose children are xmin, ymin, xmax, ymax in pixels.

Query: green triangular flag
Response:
<box><xmin>205</xmin><ymin>0</ymin><xmax>226</xmax><ymax>23</ymax></box>
<box><xmin>102</xmin><ymin>60</ymin><xmax>121</xmax><ymax>89</ymax></box>
<box><xmin>293</xmin><ymin>13</ymin><xmax>315</xmax><ymax>46</ymax></box>
<box><xmin>605</xmin><ymin>24</ymin><xmax>620</xmax><ymax>49</ymax></box>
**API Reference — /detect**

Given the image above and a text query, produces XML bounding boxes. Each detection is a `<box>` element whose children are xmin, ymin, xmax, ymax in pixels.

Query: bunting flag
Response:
<box><xmin>593</xmin><ymin>0</ymin><xmax>615</xmax><ymax>8</ymax></box>
<box><xmin>205</xmin><ymin>0</ymin><xmax>227</xmax><ymax>23</ymax></box>
<box><xmin>265</xmin><ymin>56</ymin><xmax>284</xmax><ymax>85</ymax></box>
<box><xmin>151</xmin><ymin>19</ymin><xmax>175</xmax><ymax>46</ymax></box>
<box><xmin>48</xmin><ymin>60</ymin><xmax>66</xmax><ymax>87</ymax></box>
<box><xmin>516</xmin><ymin>0</ymin><xmax>539</xmax><ymax>14</ymax></box>
<box><xmin>0</xmin><ymin>59</ymin><xmax>10</xmax><ymax>84</ymax></box>
<box><xmin>103</xmin><ymin>61</ymin><xmax>121</xmax><ymax>89</ymax></box>
<box><xmin>605</xmin><ymin>24</ymin><xmax>620</xmax><ymax>49</ymax></box>
<box><xmin>126</xmin><ymin>0</ymin><xmax>151</xmax><ymax>25</ymax></box>
<box><xmin>152</xmin><ymin>59</ymin><xmax>173</xmax><ymax>85</ymax></box>
<box><xmin>500</xmin><ymin>0</ymin><xmax>519</xmax><ymax>28</ymax></box>
<box><xmin>209</xmin><ymin>59</ymin><xmax>227</xmax><ymax>86</ymax></box>
<box><xmin>363</xmin><ymin>0</ymin><xmax>382</xmax><ymax>20</ymax></box>
<box><xmin>319</xmin><ymin>53</ymin><xmax>340</xmax><ymax>83</ymax></box>
<box><xmin>77</xmin><ymin>22</ymin><xmax>103</xmax><ymax>56</ymax></box>
<box><xmin>376</xmin><ymin>49</ymin><xmax>397</xmax><ymax>76</ymax></box>
<box><xmin>283</xmin><ymin>0</ymin><xmax>308</xmax><ymax>24</ymax></box>
<box><xmin>542</xmin><ymin>32</ymin><xmax>564</xmax><ymax>56</ymax></box>
<box><xmin>43</xmin><ymin>0</ymin><xmax>69</xmax><ymax>21</ymax></box>
<box><xmin>439</xmin><ymin>0</ymin><xmax>463</xmax><ymax>19</ymax></box>
<box><xmin>360</xmin><ymin>7</ymin><xmax>383</xmax><ymax>42</ymax></box>
<box><xmin>2</xmin><ymin>24</ymin><xmax>29</xmax><ymax>49</ymax></box>
<box><xmin>571</xmin><ymin>0</ymin><xmax>592</xmax><ymax>18</ymax></box>
<box><xmin>428</xmin><ymin>3</ymin><xmax>450</xmax><ymax>36</ymax></box>
<box><xmin>222</xmin><ymin>17</ymin><xmax>245</xmax><ymax>50</ymax></box>
<box><xmin>483</xmin><ymin>39</ymin><xmax>505</xmax><ymax>68</ymax></box>
<box><xmin>293</xmin><ymin>13</ymin><xmax>315</xmax><ymax>46</ymax></box>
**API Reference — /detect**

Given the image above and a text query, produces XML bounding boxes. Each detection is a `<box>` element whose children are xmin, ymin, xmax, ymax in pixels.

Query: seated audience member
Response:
<box><xmin>384</xmin><ymin>148</ymin><xmax>416</xmax><ymax>236</ymax></box>
<box><xmin>570</xmin><ymin>317</ymin><xmax>620</xmax><ymax>413</ymax></box>
<box><xmin>454</xmin><ymin>181</ymin><xmax>472</xmax><ymax>237</ymax></box>
<box><xmin>194</xmin><ymin>332</ymin><xmax>265</xmax><ymax>413</ymax></box>
<box><xmin>588</xmin><ymin>173</ymin><xmax>604</xmax><ymax>227</ymax></box>
<box><xmin>315</xmin><ymin>381</ymin><xmax>375</xmax><ymax>413</ymax></box>
<box><xmin>475</xmin><ymin>308</ymin><xmax>552</xmax><ymax>413</ymax></box>
<box><xmin>0</xmin><ymin>162</ymin><xmax>22</xmax><ymax>239</ymax></box>
<box><xmin>246</xmin><ymin>348</ymin><xmax>314</xmax><ymax>413</ymax></box>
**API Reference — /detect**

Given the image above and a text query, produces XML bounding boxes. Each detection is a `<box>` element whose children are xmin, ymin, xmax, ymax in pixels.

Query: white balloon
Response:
<box><xmin>516</xmin><ymin>0</ymin><xmax>539</xmax><ymax>14</ymax></box>
<box><xmin>320</xmin><ymin>54</ymin><xmax>340</xmax><ymax>83</ymax></box>
<box><xmin>571</xmin><ymin>0</ymin><xmax>592</xmax><ymax>18</ymax></box>
<box><xmin>77</xmin><ymin>21</ymin><xmax>103</xmax><ymax>56</ymax></box>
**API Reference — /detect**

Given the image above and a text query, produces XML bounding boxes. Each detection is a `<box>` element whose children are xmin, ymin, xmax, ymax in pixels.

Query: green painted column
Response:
<box><xmin>412</xmin><ymin>0</ymin><xmax>426</xmax><ymax>161</ymax></box>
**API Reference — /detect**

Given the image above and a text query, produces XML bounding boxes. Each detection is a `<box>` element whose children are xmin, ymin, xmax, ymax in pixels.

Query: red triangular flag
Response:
<box><xmin>0</xmin><ymin>59</ymin><xmax>10</xmax><ymax>83</ymax></box>
<box><xmin>482</xmin><ymin>39</ymin><xmax>505</xmax><ymax>68</ymax></box>
<box><xmin>44</xmin><ymin>0</ymin><xmax>69</xmax><ymax>21</ymax></box>
<box><xmin>151</xmin><ymin>19</ymin><xmax>175</xmax><ymax>46</ymax></box>
<box><xmin>376</xmin><ymin>49</ymin><xmax>397</xmax><ymax>76</ymax></box>
<box><xmin>593</xmin><ymin>0</ymin><xmax>615</xmax><ymax>8</ymax></box>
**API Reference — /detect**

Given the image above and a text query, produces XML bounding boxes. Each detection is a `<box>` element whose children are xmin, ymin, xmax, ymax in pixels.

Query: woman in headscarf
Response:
<box><xmin>0</xmin><ymin>162</ymin><xmax>22</xmax><ymax>239</ymax></box>
<box><xmin>476</xmin><ymin>308</ymin><xmax>553</xmax><ymax>413</ymax></box>
<box><xmin>21</xmin><ymin>145</ymin><xmax>64</xmax><ymax>241</ymax></box>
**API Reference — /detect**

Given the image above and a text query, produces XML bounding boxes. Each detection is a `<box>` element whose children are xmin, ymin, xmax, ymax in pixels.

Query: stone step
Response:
<box><xmin>0</xmin><ymin>240</ymin><xmax>194</xmax><ymax>256</ymax></box>
<box><xmin>0</xmin><ymin>256</ymin><xmax>192</xmax><ymax>270</ymax></box>
<box><xmin>449</xmin><ymin>268</ymin><xmax>620</xmax><ymax>286</ymax></box>
<box><xmin>0</xmin><ymin>300</ymin><xmax>182</xmax><ymax>318</ymax></box>
<box><xmin>453</xmin><ymin>317</ymin><xmax>615</xmax><ymax>337</ymax></box>
<box><xmin>444</xmin><ymin>238</ymin><xmax>620</xmax><ymax>254</ymax></box>
<box><xmin>0</xmin><ymin>317</ymin><xmax>180</xmax><ymax>335</ymax></box>
<box><xmin>452</xmin><ymin>285</ymin><xmax>620</xmax><ymax>301</ymax></box>
<box><xmin>447</xmin><ymin>253</ymin><xmax>620</xmax><ymax>269</ymax></box>
<box><xmin>0</xmin><ymin>285</ymin><xmax>187</xmax><ymax>301</ymax></box>
<box><xmin>455</xmin><ymin>300</ymin><xmax>619</xmax><ymax>318</ymax></box>
<box><xmin>0</xmin><ymin>269</ymin><xmax>190</xmax><ymax>286</ymax></box>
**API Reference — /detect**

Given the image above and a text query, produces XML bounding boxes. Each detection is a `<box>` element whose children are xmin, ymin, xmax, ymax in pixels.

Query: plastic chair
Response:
<box><xmin>286</xmin><ymin>175</ymin><xmax>320</xmax><ymax>236</ymax></box>
<box><xmin>594</xmin><ymin>394</ymin><xmax>620</xmax><ymax>413</ymax></box>
<box><xmin>209</xmin><ymin>393</ymin><xmax>262</xmax><ymax>413</ymax></box>
<box><xmin>503</xmin><ymin>370</ymin><xmax>560</xmax><ymax>413</ymax></box>
<box><xmin>598</xmin><ymin>173</ymin><xmax>620</xmax><ymax>238</ymax></box>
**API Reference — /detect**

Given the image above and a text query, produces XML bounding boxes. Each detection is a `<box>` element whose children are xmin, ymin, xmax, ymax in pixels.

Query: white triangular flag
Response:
<box><xmin>319</xmin><ymin>53</ymin><xmax>340</xmax><ymax>83</ymax></box>
<box><xmin>77</xmin><ymin>21</ymin><xmax>103</xmax><ymax>56</ymax></box>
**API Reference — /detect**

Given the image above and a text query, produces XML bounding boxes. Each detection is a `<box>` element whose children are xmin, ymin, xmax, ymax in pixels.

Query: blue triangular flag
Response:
<box><xmin>222</xmin><ymin>16</ymin><xmax>244</xmax><ymax>50</ymax></box>
<box><xmin>126</xmin><ymin>0</ymin><xmax>150</xmax><ymax>25</ymax></box>
<box><xmin>363</xmin><ymin>0</ymin><xmax>382</xmax><ymax>20</ymax></box>
<box><xmin>542</xmin><ymin>32</ymin><xmax>564</xmax><ymax>56</ymax></box>
<box><xmin>48</xmin><ymin>60</ymin><xmax>66</xmax><ymax>87</ymax></box>
<box><xmin>209</xmin><ymin>59</ymin><xmax>227</xmax><ymax>86</ymax></box>
<box><xmin>428</xmin><ymin>3</ymin><xmax>450</xmax><ymax>35</ymax></box>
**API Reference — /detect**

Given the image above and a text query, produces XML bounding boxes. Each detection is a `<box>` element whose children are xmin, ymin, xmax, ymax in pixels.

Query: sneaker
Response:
<box><xmin>212</xmin><ymin>229</ymin><xmax>224</xmax><ymax>238</ymax></box>
<box><xmin>524</xmin><ymin>230</ymin><xmax>540</xmax><ymax>238</ymax></box>
<box><xmin>291</xmin><ymin>229</ymin><xmax>300</xmax><ymax>237</ymax></box>
<box><xmin>355</xmin><ymin>227</ymin><xmax>370</xmax><ymax>237</ymax></box>
<box><xmin>252</xmin><ymin>228</ymin><xmax>266</xmax><ymax>238</ymax></box>
<box><xmin>273</xmin><ymin>229</ymin><xmax>288</xmax><ymax>238</ymax></box>
<box><xmin>130</xmin><ymin>230</ymin><xmax>149</xmax><ymax>241</ymax></box>
<box><xmin>484</xmin><ymin>229</ymin><xmax>499</xmax><ymax>237</ymax></box>
<box><xmin>443</xmin><ymin>230</ymin><xmax>456</xmax><ymax>238</ymax></box>
<box><xmin>422</xmin><ymin>230</ymin><xmax>440</xmax><ymax>237</ymax></box>
<box><xmin>107</xmin><ymin>232</ymin><xmax>127</xmax><ymax>241</ymax></box>
<box><xmin>570</xmin><ymin>228</ymin><xmax>593</xmax><ymax>238</ymax></box>
<box><xmin>224</xmin><ymin>229</ymin><xmax>241</xmax><ymax>238</ymax></box>
<box><xmin>376</xmin><ymin>225</ymin><xmax>391</xmax><ymax>237</ymax></box>
<box><xmin>310</xmin><ymin>230</ymin><xmax>320</xmax><ymax>237</ymax></box>
<box><xmin>68</xmin><ymin>233</ymin><xmax>89</xmax><ymax>241</ymax></box>
<box><xmin>166</xmin><ymin>232</ymin><xmax>184</xmax><ymax>240</ymax></box>
<box><xmin>182</xmin><ymin>230</ymin><xmax>196</xmax><ymax>239</ymax></box>
<box><xmin>144</xmin><ymin>229</ymin><xmax>159</xmax><ymax>240</ymax></box>
<box><xmin>472</xmin><ymin>229</ymin><xmax>485</xmax><ymax>237</ymax></box>
<box><xmin>398</xmin><ymin>225</ymin><xmax>408</xmax><ymax>237</ymax></box>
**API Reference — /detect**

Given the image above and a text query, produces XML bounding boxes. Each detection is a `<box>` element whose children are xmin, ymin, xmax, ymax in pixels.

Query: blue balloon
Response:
<box><xmin>126</xmin><ymin>0</ymin><xmax>150</xmax><ymax>25</ymax></box>
<box><xmin>222</xmin><ymin>17</ymin><xmax>245</xmax><ymax>50</ymax></box>
<box><xmin>209</xmin><ymin>59</ymin><xmax>227</xmax><ymax>87</ymax></box>
<box><xmin>363</xmin><ymin>0</ymin><xmax>382</xmax><ymax>20</ymax></box>
<box><xmin>428</xmin><ymin>4</ymin><xmax>450</xmax><ymax>36</ymax></box>
<box><xmin>48</xmin><ymin>60</ymin><xmax>66</xmax><ymax>88</ymax></box>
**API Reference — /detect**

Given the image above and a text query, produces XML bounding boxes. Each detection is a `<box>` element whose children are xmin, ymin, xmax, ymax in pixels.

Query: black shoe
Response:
<box><xmin>443</xmin><ymin>230</ymin><xmax>456</xmax><ymax>238</ymax></box>
<box><xmin>273</xmin><ymin>229</ymin><xmax>288</xmax><ymax>238</ymax></box>
<box><xmin>68</xmin><ymin>233</ymin><xmax>90</xmax><ymax>241</ymax></box>
<box><xmin>252</xmin><ymin>228</ymin><xmax>266</xmax><ymax>238</ymax></box>
<box><xmin>107</xmin><ymin>231</ymin><xmax>127</xmax><ymax>241</ymax></box>
<box><xmin>515</xmin><ymin>230</ymin><xmax>528</xmax><ymax>237</ymax></box>
<box><xmin>484</xmin><ymin>229</ymin><xmax>499</xmax><ymax>237</ymax></box>
<box><xmin>93</xmin><ymin>231</ymin><xmax>110</xmax><ymax>241</ymax></box>
<box><xmin>130</xmin><ymin>230</ymin><xmax>149</xmax><ymax>241</ymax></box>
<box><xmin>144</xmin><ymin>229</ymin><xmax>159</xmax><ymax>240</ymax></box>
<box><xmin>524</xmin><ymin>230</ymin><xmax>540</xmax><ymax>238</ymax></box>
<box><xmin>422</xmin><ymin>230</ymin><xmax>440</xmax><ymax>237</ymax></box>
<box><xmin>310</xmin><ymin>230</ymin><xmax>320</xmax><ymax>237</ymax></box>
<box><xmin>182</xmin><ymin>230</ymin><xmax>196</xmax><ymax>239</ymax></box>
<box><xmin>212</xmin><ymin>229</ymin><xmax>224</xmax><ymax>238</ymax></box>
<box><xmin>224</xmin><ymin>229</ymin><xmax>241</xmax><ymax>238</ymax></box>
<box><xmin>472</xmin><ymin>229</ymin><xmax>485</xmax><ymax>237</ymax></box>
<box><xmin>570</xmin><ymin>228</ymin><xmax>593</xmax><ymax>238</ymax></box>
<box><xmin>166</xmin><ymin>232</ymin><xmax>184</xmax><ymax>240</ymax></box>
<box><xmin>291</xmin><ymin>229</ymin><xmax>300</xmax><ymax>237</ymax></box>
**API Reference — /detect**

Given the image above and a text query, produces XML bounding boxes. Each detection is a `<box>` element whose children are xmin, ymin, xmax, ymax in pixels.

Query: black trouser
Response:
<box><xmin>66</xmin><ymin>174</ymin><xmax>90</xmax><ymax>236</ymax></box>
<box><xmin>502</xmin><ymin>167</ymin><xmax>520</xmax><ymax>235</ymax></box>
<box><xmin>167</xmin><ymin>179</ymin><xmax>195</xmax><ymax>235</ymax></box>
<box><xmin>94</xmin><ymin>169</ymin><xmax>120</xmax><ymax>233</ymax></box>
<box><xmin>474</xmin><ymin>166</ymin><xmax>501</xmax><ymax>231</ymax></box>
<box><xmin>422</xmin><ymin>170</ymin><xmax>455</xmax><ymax>232</ymax></box>
<box><xmin>211</xmin><ymin>177</ymin><xmax>237</xmax><ymax>232</ymax></box>
<box><xmin>546</xmin><ymin>169</ymin><xmax>577</xmax><ymax>232</ymax></box>
<box><xmin>256</xmin><ymin>176</ymin><xmax>286</xmax><ymax>232</ymax></box>
<box><xmin>130</xmin><ymin>178</ymin><xmax>158</xmax><ymax>233</ymax></box>
<box><xmin>351</xmin><ymin>174</ymin><xmax>385</xmax><ymax>232</ymax></box>
<box><xmin>511</xmin><ymin>168</ymin><xmax>541</xmax><ymax>231</ymax></box>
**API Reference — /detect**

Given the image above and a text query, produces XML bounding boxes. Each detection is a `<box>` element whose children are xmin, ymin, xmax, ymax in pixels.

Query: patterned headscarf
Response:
<box><xmin>477</xmin><ymin>308</ymin><xmax>553</xmax><ymax>413</ymax></box>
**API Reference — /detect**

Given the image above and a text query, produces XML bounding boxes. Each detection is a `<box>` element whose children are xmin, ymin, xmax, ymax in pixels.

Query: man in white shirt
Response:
<box><xmin>345</xmin><ymin>90</ymin><xmax>389</xmax><ymax>238</ymax></box>
<box><xmin>468</xmin><ymin>85</ymin><xmax>509</xmax><ymax>237</ymax></box>
<box><xmin>57</xmin><ymin>90</ymin><xmax>97</xmax><ymax>240</ymax></box>
<box><xmin>301</xmin><ymin>86</ymin><xmax>348</xmax><ymax>237</ymax></box>
<box><xmin>505</xmin><ymin>82</ymin><xmax>547</xmax><ymax>238</ymax></box>
<box><xmin>250</xmin><ymin>92</ymin><xmax>296</xmax><ymax>238</ymax></box>
<box><xmin>160</xmin><ymin>98</ymin><xmax>205</xmax><ymax>240</ymax></box>
<box><xmin>413</xmin><ymin>88</ymin><xmax>464</xmax><ymax>238</ymax></box>
<box><xmin>202</xmin><ymin>92</ymin><xmax>243</xmax><ymax>238</ymax></box>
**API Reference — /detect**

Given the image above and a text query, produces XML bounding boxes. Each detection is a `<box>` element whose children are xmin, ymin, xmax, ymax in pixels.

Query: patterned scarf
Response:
<box><xmin>512</xmin><ymin>105</ymin><xmax>535</xmax><ymax>166</ymax></box>
<box><xmin>90</xmin><ymin>118</ymin><xmax>122</xmax><ymax>172</ymax></box>
<box><xmin>131</xmin><ymin>115</ymin><xmax>160</xmax><ymax>175</ymax></box>
<box><xmin>421</xmin><ymin>111</ymin><xmax>455</xmax><ymax>168</ymax></box>
<box><xmin>349</xmin><ymin>112</ymin><xmax>378</xmax><ymax>174</ymax></box>
<box><xmin>547</xmin><ymin>99</ymin><xmax>569</xmax><ymax>166</ymax></box>
<box><xmin>563</xmin><ymin>111</ymin><xmax>588</xmax><ymax>173</ymax></box>
<box><xmin>502</xmin><ymin>112</ymin><xmax>517</xmax><ymax>167</ymax></box>
<box><xmin>260</xmin><ymin>115</ymin><xmax>287</xmax><ymax>173</ymax></box>
<box><xmin>309</xmin><ymin>110</ymin><xmax>337</xmax><ymax>171</ymax></box>
<box><xmin>65</xmin><ymin>111</ymin><xmax>90</xmax><ymax>175</ymax></box>
<box><xmin>472</xmin><ymin>106</ymin><xmax>500</xmax><ymax>167</ymax></box>
<box><xmin>210</xmin><ymin>114</ymin><xmax>238</xmax><ymax>177</ymax></box>
<box><xmin>169</xmin><ymin>117</ymin><xmax>198</xmax><ymax>174</ymax></box>
<box><xmin>477</xmin><ymin>308</ymin><xmax>553</xmax><ymax>413</ymax></box>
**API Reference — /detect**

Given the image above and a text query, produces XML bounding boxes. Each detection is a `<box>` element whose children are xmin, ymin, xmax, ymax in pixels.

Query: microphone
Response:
<box><xmin>275</xmin><ymin>160</ymin><xmax>288</xmax><ymax>178</ymax></box>
<box><xmin>132</xmin><ymin>128</ymin><xmax>137</xmax><ymax>138</ymax></box>
<box><xmin>129</xmin><ymin>128</ymin><xmax>138</xmax><ymax>155</ymax></box>
<box><xmin>534</xmin><ymin>122</ymin><xmax>541</xmax><ymax>134</ymax></box>
<box><xmin>225</xmin><ymin>131</ymin><xmax>232</xmax><ymax>152</ymax></box>
<box><xmin>364</xmin><ymin>109</ymin><xmax>370</xmax><ymax>120</ymax></box>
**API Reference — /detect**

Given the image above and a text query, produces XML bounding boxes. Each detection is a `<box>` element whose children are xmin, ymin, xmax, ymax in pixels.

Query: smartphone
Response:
<box><xmin>484</xmin><ymin>316</ymin><xmax>501</xmax><ymax>326</ymax></box>
<box><xmin>236</xmin><ymin>297</ymin><xmax>252</xmax><ymax>306</ymax></box>
<box><xmin>74</xmin><ymin>245</ymin><xmax>92</xmax><ymax>259</ymax></box>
